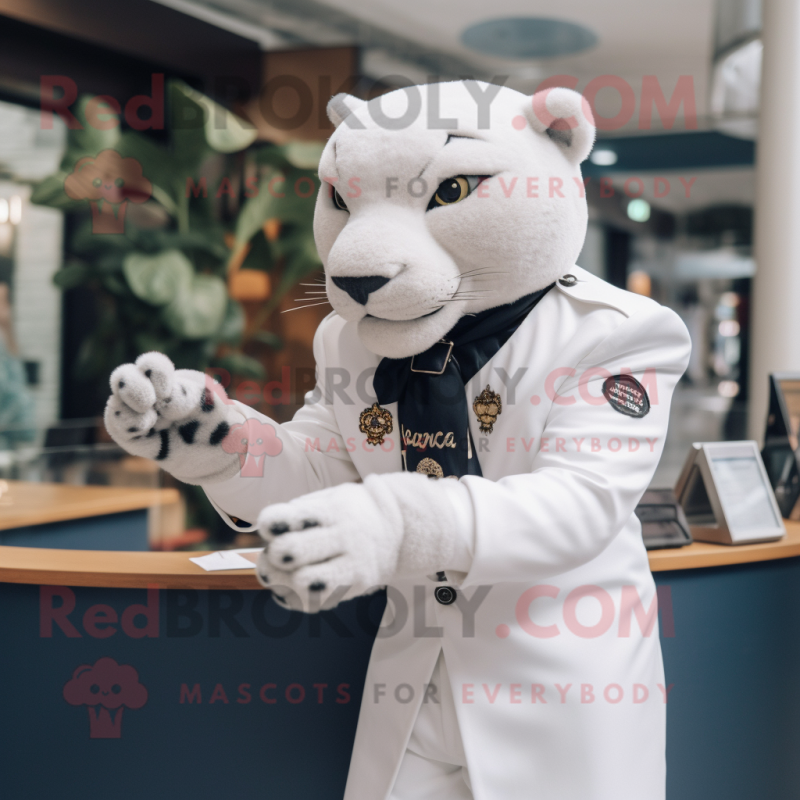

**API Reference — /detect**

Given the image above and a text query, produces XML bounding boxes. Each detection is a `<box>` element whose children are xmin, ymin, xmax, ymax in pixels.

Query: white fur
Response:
<box><xmin>314</xmin><ymin>81</ymin><xmax>596</xmax><ymax>358</ymax></box>
<box><xmin>255</xmin><ymin>472</ymin><xmax>468</xmax><ymax>612</ymax></box>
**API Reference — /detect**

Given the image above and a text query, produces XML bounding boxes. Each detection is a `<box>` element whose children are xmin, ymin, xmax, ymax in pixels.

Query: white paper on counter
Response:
<box><xmin>189</xmin><ymin>548</ymin><xmax>263</xmax><ymax>572</ymax></box>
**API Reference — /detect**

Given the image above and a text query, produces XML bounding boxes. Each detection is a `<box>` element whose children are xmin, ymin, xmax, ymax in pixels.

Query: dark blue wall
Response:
<box><xmin>656</xmin><ymin>558</ymin><xmax>800</xmax><ymax>800</ymax></box>
<box><xmin>0</xmin><ymin>510</ymin><xmax>149</xmax><ymax>550</ymax></box>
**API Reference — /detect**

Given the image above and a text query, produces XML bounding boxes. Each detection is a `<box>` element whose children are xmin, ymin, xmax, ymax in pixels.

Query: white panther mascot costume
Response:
<box><xmin>106</xmin><ymin>82</ymin><xmax>691</xmax><ymax>800</ymax></box>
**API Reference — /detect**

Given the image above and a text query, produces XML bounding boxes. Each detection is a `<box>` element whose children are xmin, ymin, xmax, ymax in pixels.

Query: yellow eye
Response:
<box><xmin>433</xmin><ymin>176</ymin><xmax>470</xmax><ymax>206</ymax></box>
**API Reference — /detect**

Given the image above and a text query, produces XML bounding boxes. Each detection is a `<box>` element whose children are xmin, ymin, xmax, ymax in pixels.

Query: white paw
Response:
<box><xmin>105</xmin><ymin>353</ymin><xmax>202</xmax><ymax>453</ymax></box>
<box><xmin>103</xmin><ymin>352</ymin><xmax>243</xmax><ymax>479</ymax></box>
<box><xmin>255</xmin><ymin>483</ymin><xmax>401</xmax><ymax>613</ymax></box>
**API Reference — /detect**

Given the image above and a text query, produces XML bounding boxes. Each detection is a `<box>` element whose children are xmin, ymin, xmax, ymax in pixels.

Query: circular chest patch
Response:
<box><xmin>602</xmin><ymin>374</ymin><xmax>650</xmax><ymax>418</ymax></box>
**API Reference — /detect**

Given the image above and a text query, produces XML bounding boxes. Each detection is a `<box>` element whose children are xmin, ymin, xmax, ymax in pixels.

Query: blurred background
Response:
<box><xmin>0</xmin><ymin>0</ymin><xmax>773</xmax><ymax>548</ymax></box>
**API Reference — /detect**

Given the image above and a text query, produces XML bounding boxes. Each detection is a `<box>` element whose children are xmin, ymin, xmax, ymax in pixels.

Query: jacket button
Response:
<box><xmin>434</xmin><ymin>586</ymin><xmax>457</xmax><ymax>605</ymax></box>
<box><xmin>558</xmin><ymin>273</ymin><xmax>577</xmax><ymax>287</ymax></box>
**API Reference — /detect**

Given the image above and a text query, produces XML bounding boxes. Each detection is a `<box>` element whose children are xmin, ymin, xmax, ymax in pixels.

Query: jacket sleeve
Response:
<box><xmin>458</xmin><ymin>304</ymin><xmax>691</xmax><ymax>586</ymax></box>
<box><xmin>204</xmin><ymin>316</ymin><xmax>360</xmax><ymax>530</ymax></box>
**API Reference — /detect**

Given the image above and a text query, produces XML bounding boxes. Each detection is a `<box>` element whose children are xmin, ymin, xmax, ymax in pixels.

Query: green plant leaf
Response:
<box><xmin>234</xmin><ymin>168</ymin><xmax>319</xmax><ymax>247</ymax></box>
<box><xmin>216</xmin><ymin>299</ymin><xmax>246</xmax><ymax>344</ymax></box>
<box><xmin>143</xmin><ymin>229</ymin><xmax>229</xmax><ymax>260</ymax></box>
<box><xmin>173</xmin><ymin>82</ymin><xmax>258</xmax><ymax>154</ymax></box>
<box><xmin>123</xmin><ymin>249</ymin><xmax>193</xmax><ymax>306</ymax></box>
<box><xmin>162</xmin><ymin>273</ymin><xmax>228</xmax><ymax>339</ymax></box>
<box><xmin>234</xmin><ymin>175</ymin><xmax>278</xmax><ymax>247</ymax></box>
<box><xmin>240</xmin><ymin>230</ymin><xmax>273</xmax><ymax>271</ymax></box>
<box><xmin>117</xmin><ymin>131</ymin><xmax>177</xmax><ymax>180</ymax></box>
<box><xmin>60</xmin><ymin>96</ymin><xmax>122</xmax><ymax>171</ymax></box>
<box><xmin>253</xmin><ymin>142</ymin><xmax>323</xmax><ymax>170</ymax></box>
<box><xmin>168</xmin><ymin>81</ymin><xmax>212</xmax><ymax>171</ymax></box>
<box><xmin>53</xmin><ymin>262</ymin><xmax>90</xmax><ymax>290</ymax></box>
<box><xmin>212</xmin><ymin>352</ymin><xmax>265</xmax><ymax>379</ymax></box>
<box><xmin>72</xmin><ymin>220</ymin><xmax>136</xmax><ymax>255</ymax></box>
<box><xmin>251</xmin><ymin>330</ymin><xmax>282</xmax><ymax>349</ymax></box>
<box><xmin>168</xmin><ymin>80</ymin><xmax>257</xmax><ymax>174</ymax></box>
<box><xmin>135</xmin><ymin>331</ymin><xmax>173</xmax><ymax>354</ymax></box>
<box><xmin>283</xmin><ymin>142</ymin><xmax>325</xmax><ymax>169</ymax></box>
<box><xmin>101</xmin><ymin>272</ymin><xmax>130</xmax><ymax>296</ymax></box>
<box><xmin>29</xmin><ymin>172</ymin><xmax>83</xmax><ymax>210</ymax></box>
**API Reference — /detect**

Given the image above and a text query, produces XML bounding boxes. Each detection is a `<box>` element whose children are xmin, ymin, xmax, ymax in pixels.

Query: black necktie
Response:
<box><xmin>373</xmin><ymin>285</ymin><xmax>553</xmax><ymax>478</ymax></box>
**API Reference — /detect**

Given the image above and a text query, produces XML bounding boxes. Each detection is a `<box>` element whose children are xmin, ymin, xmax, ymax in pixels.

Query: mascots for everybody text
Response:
<box><xmin>106</xmin><ymin>81</ymin><xmax>691</xmax><ymax>799</ymax></box>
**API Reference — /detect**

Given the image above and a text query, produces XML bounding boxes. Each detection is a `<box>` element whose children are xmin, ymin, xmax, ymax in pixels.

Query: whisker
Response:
<box><xmin>282</xmin><ymin>301</ymin><xmax>332</xmax><ymax>313</ymax></box>
<box><xmin>299</xmin><ymin>282</ymin><xmax>327</xmax><ymax>286</ymax></box>
<box><xmin>459</xmin><ymin>267</ymin><xmax>508</xmax><ymax>277</ymax></box>
<box><xmin>436</xmin><ymin>298</ymin><xmax>480</xmax><ymax>304</ymax></box>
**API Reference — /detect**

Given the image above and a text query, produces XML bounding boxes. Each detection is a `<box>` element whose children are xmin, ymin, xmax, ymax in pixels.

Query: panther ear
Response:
<box><xmin>327</xmin><ymin>93</ymin><xmax>368</xmax><ymax>128</ymax></box>
<box><xmin>523</xmin><ymin>87</ymin><xmax>596</xmax><ymax>165</ymax></box>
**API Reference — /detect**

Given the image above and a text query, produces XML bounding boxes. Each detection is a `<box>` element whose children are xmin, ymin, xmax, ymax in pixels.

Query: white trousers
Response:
<box><xmin>389</xmin><ymin>651</ymin><xmax>473</xmax><ymax>800</ymax></box>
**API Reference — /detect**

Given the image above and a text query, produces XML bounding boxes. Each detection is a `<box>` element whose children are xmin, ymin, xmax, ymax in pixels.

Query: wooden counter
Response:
<box><xmin>0</xmin><ymin>545</ymin><xmax>260</xmax><ymax>590</ymax></box>
<box><xmin>647</xmin><ymin>521</ymin><xmax>800</xmax><ymax>571</ymax></box>
<box><xmin>1</xmin><ymin>520</ymin><xmax>799</xmax><ymax>590</ymax></box>
<box><xmin>0</xmin><ymin>480</ymin><xmax>180</xmax><ymax>530</ymax></box>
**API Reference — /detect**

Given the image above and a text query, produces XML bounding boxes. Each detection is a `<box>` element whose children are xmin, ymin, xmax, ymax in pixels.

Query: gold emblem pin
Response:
<box><xmin>416</xmin><ymin>457</ymin><xmax>444</xmax><ymax>478</ymax></box>
<box><xmin>359</xmin><ymin>403</ymin><xmax>393</xmax><ymax>446</ymax></box>
<box><xmin>473</xmin><ymin>385</ymin><xmax>502</xmax><ymax>434</ymax></box>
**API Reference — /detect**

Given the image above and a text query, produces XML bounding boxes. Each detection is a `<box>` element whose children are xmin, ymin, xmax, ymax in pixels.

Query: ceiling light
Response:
<box><xmin>590</xmin><ymin>149</ymin><xmax>617</xmax><ymax>166</ymax></box>
<box><xmin>627</xmin><ymin>199</ymin><xmax>651</xmax><ymax>223</ymax></box>
<box><xmin>718</xmin><ymin>380</ymin><xmax>740</xmax><ymax>398</ymax></box>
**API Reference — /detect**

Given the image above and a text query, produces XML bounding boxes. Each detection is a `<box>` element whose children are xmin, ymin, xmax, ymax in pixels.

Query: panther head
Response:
<box><xmin>313</xmin><ymin>80</ymin><xmax>596</xmax><ymax>358</ymax></box>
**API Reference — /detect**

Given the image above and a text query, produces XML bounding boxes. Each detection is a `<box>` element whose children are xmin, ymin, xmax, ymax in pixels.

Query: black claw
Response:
<box><xmin>209</xmin><ymin>421</ymin><xmax>230</xmax><ymax>445</ymax></box>
<box><xmin>309</xmin><ymin>581</ymin><xmax>326</xmax><ymax>592</ymax></box>
<box><xmin>178</xmin><ymin>420</ymin><xmax>199</xmax><ymax>444</ymax></box>
<box><xmin>282</xmin><ymin>555</ymin><xmax>294</xmax><ymax>564</ymax></box>
<box><xmin>269</xmin><ymin>523</ymin><xmax>290</xmax><ymax>535</ymax></box>
<box><xmin>272</xmin><ymin>591</ymin><xmax>286</xmax><ymax>602</ymax></box>
<box><xmin>302</xmin><ymin>519</ymin><xmax>319</xmax><ymax>529</ymax></box>
<box><xmin>127</xmin><ymin>427</ymin><xmax>138</xmax><ymax>433</ymax></box>
<box><xmin>114</xmin><ymin>411</ymin><xmax>121</xmax><ymax>416</ymax></box>
<box><xmin>156</xmin><ymin>429</ymin><xmax>170</xmax><ymax>461</ymax></box>
<box><xmin>259</xmin><ymin>572</ymin><xmax>269</xmax><ymax>584</ymax></box>
<box><xmin>147</xmin><ymin>427</ymin><xmax>157</xmax><ymax>438</ymax></box>
<box><xmin>144</xmin><ymin>369</ymin><xmax>152</xmax><ymax>378</ymax></box>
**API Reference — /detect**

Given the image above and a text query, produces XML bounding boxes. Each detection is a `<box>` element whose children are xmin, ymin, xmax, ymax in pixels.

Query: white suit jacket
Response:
<box><xmin>206</xmin><ymin>266</ymin><xmax>692</xmax><ymax>800</ymax></box>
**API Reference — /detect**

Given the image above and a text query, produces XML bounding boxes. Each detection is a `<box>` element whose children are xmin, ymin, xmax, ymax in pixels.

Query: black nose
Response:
<box><xmin>331</xmin><ymin>276</ymin><xmax>390</xmax><ymax>305</ymax></box>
